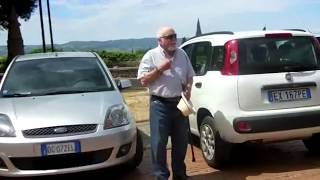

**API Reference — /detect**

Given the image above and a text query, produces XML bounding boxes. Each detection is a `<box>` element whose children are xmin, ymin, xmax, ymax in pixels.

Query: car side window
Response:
<box><xmin>182</xmin><ymin>44</ymin><xmax>193</xmax><ymax>59</ymax></box>
<box><xmin>211</xmin><ymin>46</ymin><xmax>225</xmax><ymax>70</ymax></box>
<box><xmin>191</xmin><ymin>42</ymin><xmax>212</xmax><ymax>76</ymax></box>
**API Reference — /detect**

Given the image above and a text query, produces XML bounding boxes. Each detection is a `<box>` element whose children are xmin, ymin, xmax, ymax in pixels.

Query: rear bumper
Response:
<box><xmin>233</xmin><ymin>110</ymin><xmax>320</xmax><ymax>133</ymax></box>
<box><xmin>212</xmin><ymin>107</ymin><xmax>320</xmax><ymax>143</ymax></box>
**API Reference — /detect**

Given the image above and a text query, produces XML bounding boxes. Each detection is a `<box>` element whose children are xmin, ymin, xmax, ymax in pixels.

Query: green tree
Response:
<box><xmin>0</xmin><ymin>56</ymin><xmax>7</xmax><ymax>72</ymax></box>
<box><xmin>0</xmin><ymin>0</ymin><xmax>37</xmax><ymax>68</ymax></box>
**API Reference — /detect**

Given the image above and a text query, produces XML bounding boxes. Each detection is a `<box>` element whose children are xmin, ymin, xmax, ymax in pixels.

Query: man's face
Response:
<box><xmin>159</xmin><ymin>30</ymin><xmax>177</xmax><ymax>52</ymax></box>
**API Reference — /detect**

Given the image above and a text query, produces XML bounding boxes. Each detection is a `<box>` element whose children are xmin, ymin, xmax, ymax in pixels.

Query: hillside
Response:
<box><xmin>0</xmin><ymin>38</ymin><xmax>183</xmax><ymax>56</ymax></box>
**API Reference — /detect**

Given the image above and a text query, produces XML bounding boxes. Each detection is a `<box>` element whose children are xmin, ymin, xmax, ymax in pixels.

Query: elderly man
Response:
<box><xmin>137</xmin><ymin>26</ymin><xmax>195</xmax><ymax>180</ymax></box>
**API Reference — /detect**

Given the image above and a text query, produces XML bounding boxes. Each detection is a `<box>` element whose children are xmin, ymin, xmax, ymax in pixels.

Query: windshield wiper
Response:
<box><xmin>42</xmin><ymin>89</ymin><xmax>101</xmax><ymax>95</ymax></box>
<box><xmin>2</xmin><ymin>92</ymin><xmax>32</xmax><ymax>97</ymax></box>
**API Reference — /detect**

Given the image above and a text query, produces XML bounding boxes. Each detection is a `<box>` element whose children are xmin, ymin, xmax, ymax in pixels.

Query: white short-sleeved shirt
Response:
<box><xmin>137</xmin><ymin>45</ymin><xmax>195</xmax><ymax>98</ymax></box>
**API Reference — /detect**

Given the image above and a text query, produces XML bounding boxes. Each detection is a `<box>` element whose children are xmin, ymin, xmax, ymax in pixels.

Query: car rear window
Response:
<box><xmin>238</xmin><ymin>36</ymin><xmax>320</xmax><ymax>75</ymax></box>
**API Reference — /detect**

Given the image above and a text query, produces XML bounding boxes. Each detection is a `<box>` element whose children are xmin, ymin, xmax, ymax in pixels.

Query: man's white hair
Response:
<box><xmin>156</xmin><ymin>26</ymin><xmax>176</xmax><ymax>38</ymax></box>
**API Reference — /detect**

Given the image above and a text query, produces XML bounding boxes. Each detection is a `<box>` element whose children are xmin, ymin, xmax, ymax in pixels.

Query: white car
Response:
<box><xmin>0</xmin><ymin>52</ymin><xmax>143</xmax><ymax>177</ymax></box>
<box><xmin>180</xmin><ymin>30</ymin><xmax>320</xmax><ymax>168</ymax></box>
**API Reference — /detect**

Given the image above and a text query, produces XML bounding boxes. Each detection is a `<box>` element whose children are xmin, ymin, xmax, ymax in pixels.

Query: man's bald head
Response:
<box><xmin>157</xmin><ymin>26</ymin><xmax>177</xmax><ymax>53</ymax></box>
<box><xmin>157</xmin><ymin>26</ymin><xmax>176</xmax><ymax>39</ymax></box>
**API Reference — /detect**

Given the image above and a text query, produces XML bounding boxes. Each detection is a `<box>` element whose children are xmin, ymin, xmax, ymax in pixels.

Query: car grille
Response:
<box><xmin>22</xmin><ymin>124</ymin><xmax>98</xmax><ymax>138</ymax></box>
<box><xmin>10</xmin><ymin>148</ymin><xmax>113</xmax><ymax>170</ymax></box>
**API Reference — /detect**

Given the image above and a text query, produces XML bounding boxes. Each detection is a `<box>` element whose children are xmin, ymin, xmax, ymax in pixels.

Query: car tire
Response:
<box><xmin>303</xmin><ymin>134</ymin><xmax>320</xmax><ymax>154</ymax></box>
<box><xmin>124</xmin><ymin>128</ymin><xmax>144</xmax><ymax>170</ymax></box>
<box><xmin>200</xmin><ymin>116</ymin><xmax>232</xmax><ymax>169</ymax></box>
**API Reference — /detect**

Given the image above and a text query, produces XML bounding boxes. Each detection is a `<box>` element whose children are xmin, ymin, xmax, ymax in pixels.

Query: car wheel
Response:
<box><xmin>124</xmin><ymin>128</ymin><xmax>144</xmax><ymax>170</ymax></box>
<box><xmin>303</xmin><ymin>134</ymin><xmax>320</xmax><ymax>154</ymax></box>
<box><xmin>200</xmin><ymin>116</ymin><xmax>231</xmax><ymax>169</ymax></box>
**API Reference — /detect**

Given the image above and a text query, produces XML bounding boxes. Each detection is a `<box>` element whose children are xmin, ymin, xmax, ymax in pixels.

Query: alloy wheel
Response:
<box><xmin>200</xmin><ymin>124</ymin><xmax>215</xmax><ymax>160</ymax></box>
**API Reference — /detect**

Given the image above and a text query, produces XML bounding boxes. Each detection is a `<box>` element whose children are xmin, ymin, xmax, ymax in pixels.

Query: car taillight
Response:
<box><xmin>313</xmin><ymin>37</ymin><xmax>320</xmax><ymax>51</ymax></box>
<box><xmin>221</xmin><ymin>39</ymin><xmax>239</xmax><ymax>75</ymax></box>
<box><xmin>235</xmin><ymin>121</ymin><xmax>252</xmax><ymax>133</ymax></box>
<box><xmin>265</xmin><ymin>33</ymin><xmax>292</xmax><ymax>38</ymax></box>
<box><xmin>312</xmin><ymin>37</ymin><xmax>320</xmax><ymax>58</ymax></box>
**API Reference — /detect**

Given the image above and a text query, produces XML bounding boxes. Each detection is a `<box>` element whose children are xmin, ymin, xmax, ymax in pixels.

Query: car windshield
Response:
<box><xmin>238</xmin><ymin>36</ymin><xmax>320</xmax><ymax>74</ymax></box>
<box><xmin>1</xmin><ymin>57</ymin><xmax>114</xmax><ymax>97</ymax></box>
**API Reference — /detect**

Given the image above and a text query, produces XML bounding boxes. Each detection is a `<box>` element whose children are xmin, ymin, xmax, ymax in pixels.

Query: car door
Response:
<box><xmin>182</xmin><ymin>41</ymin><xmax>213</xmax><ymax>133</ymax></box>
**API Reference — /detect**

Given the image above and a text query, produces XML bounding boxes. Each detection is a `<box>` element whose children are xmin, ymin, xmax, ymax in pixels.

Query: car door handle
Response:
<box><xmin>195</xmin><ymin>82</ymin><xmax>202</xmax><ymax>88</ymax></box>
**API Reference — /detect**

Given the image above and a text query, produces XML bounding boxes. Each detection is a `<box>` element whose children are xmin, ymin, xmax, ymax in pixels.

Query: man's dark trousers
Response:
<box><xmin>149</xmin><ymin>96</ymin><xmax>188</xmax><ymax>180</ymax></box>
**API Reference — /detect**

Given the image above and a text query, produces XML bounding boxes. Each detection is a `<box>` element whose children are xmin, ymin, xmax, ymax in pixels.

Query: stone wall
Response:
<box><xmin>109</xmin><ymin>67</ymin><xmax>142</xmax><ymax>87</ymax></box>
<box><xmin>109</xmin><ymin>67</ymin><xmax>138</xmax><ymax>78</ymax></box>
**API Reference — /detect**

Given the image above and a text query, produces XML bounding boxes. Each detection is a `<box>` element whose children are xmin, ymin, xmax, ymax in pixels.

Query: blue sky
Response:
<box><xmin>0</xmin><ymin>0</ymin><xmax>320</xmax><ymax>45</ymax></box>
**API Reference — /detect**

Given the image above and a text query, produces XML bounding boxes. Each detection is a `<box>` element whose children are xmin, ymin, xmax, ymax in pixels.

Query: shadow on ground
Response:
<box><xmin>187</xmin><ymin>138</ymin><xmax>320</xmax><ymax>180</ymax></box>
<box><xmin>5</xmin><ymin>151</ymin><xmax>153</xmax><ymax>180</ymax></box>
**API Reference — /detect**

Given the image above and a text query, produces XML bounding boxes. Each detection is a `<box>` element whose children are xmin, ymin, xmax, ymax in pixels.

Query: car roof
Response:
<box><xmin>181</xmin><ymin>30</ymin><xmax>314</xmax><ymax>47</ymax></box>
<box><xmin>15</xmin><ymin>51</ymin><xmax>96</xmax><ymax>62</ymax></box>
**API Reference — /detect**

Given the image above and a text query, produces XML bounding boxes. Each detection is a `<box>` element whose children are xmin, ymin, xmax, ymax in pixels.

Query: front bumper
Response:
<box><xmin>0</xmin><ymin>124</ymin><xmax>137</xmax><ymax>177</ymax></box>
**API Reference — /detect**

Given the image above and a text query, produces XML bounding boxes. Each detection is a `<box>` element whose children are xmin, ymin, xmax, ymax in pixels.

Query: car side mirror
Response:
<box><xmin>115</xmin><ymin>79</ymin><xmax>132</xmax><ymax>90</ymax></box>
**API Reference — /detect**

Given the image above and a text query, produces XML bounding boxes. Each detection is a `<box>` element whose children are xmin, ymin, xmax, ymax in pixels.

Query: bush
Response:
<box><xmin>96</xmin><ymin>50</ymin><xmax>144</xmax><ymax>67</ymax></box>
<box><xmin>30</xmin><ymin>48</ymin><xmax>64</xmax><ymax>54</ymax></box>
<box><xmin>29</xmin><ymin>49</ymin><xmax>146</xmax><ymax>68</ymax></box>
<box><xmin>0</xmin><ymin>56</ymin><xmax>7</xmax><ymax>73</ymax></box>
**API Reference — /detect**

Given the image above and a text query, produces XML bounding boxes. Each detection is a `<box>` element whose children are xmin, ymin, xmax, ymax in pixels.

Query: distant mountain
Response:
<box><xmin>0</xmin><ymin>38</ymin><xmax>183</xmax><ymax>56</ymax></box>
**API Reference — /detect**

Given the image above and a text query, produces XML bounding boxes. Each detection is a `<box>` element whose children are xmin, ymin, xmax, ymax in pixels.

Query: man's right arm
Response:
<box><xmin>139</xmin><ymin>67</ymin><xmax>162</xmax><ymax>86</ymax></box>
<box><xmin>137</xmin><ymin>53</ymin><xmax>171</xmax><ymax>86</ymax></box>
<box><xmin>137</xmin><ymin>52</ymin><xmax>162</xmax><ymax>86</ymax></box>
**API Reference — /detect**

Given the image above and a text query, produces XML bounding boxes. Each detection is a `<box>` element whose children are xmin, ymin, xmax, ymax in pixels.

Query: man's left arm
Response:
<box><xmin>183</xmin><ymin>51</ymin><xmax>195</xmax><ymax>100</ymax></box>
<box><xmin>184</xmin><ymin>78</ymin><xmax>193</xmax><ymax>100</ymax></box>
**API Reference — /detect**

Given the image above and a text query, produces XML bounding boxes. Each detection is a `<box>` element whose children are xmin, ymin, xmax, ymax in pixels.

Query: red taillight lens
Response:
<box><xmin>235</xmin><ymin>121</ymin><xmax>252</xmax><ymax>133</ymax></box>
<box><xmin>265</xmin><ymin>33</ymin><xmax>292</xmax><ymax>38</ymax></box>
<box><xmin>312</xmin><ymin>36</ymin><xmax>320</xmax><ymax>58</ymax></box>
<box><xmin>221</xmin><ymin>40</ymin><xmax>239</xmax><ymax>75</ymax></box>
<box><xmin>313</xmin><ymin>37</ymin><xmax>320</xmax><ymax>50</ymax></box>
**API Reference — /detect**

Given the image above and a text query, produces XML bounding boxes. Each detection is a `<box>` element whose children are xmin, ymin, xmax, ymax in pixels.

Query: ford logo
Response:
<box><xmin>53</xmin><ymin>127</ymin><xmax>68</xmax><ymax>134</ymax></box>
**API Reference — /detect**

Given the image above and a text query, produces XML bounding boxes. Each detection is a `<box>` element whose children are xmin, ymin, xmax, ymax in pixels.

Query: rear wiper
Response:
<box><xmin>284</xmin><ymin>65</ymin><xmax>317</xmax><ymax>72</ymax></box>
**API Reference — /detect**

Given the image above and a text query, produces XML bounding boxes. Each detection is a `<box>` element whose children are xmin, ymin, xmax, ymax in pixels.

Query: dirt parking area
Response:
<box><xmin>122</xmin><ymin>87</ymin><xmax>149</xmax><ymax>123</ymax></box>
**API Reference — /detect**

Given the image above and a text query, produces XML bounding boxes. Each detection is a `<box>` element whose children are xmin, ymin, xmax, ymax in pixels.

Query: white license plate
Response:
<box><xmin>268</xmin><ymin>88</ymin><xmax>311</xmax><ymax>103</ymax></box>
<box><xmin>41</xmin><ymin>141</ymin><xmax>81</xmax><ymax>156</ymax></box>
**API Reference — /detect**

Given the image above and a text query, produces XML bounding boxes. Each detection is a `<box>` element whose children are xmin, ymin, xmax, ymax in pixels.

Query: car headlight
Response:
<box><xmin>0</xmin><ymin>114</ymin><xmax>16</xmax><ymax>137</ymax></box>
<box><xmin>104</xmin><ymin>104</ymin><xmax>130</xmax><ymax>129</ymax></box>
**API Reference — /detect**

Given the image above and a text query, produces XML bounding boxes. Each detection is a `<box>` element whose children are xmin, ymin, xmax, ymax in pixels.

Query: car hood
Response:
<box><xmin>0</xmin><ymin>91</ymin><xmax>124</xmax><ymax>130</ymax></box>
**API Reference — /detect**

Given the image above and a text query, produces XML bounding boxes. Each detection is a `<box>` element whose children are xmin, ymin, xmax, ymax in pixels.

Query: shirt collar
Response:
<box><xmin>158</xmin><ymin>45</ymin><xmax>176</xmax><ymax>59</ymax></box>
<box><xmin>158</xmin><ymin>45</ymin><xmax>165</xmax><ymax>53</ymax></box>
